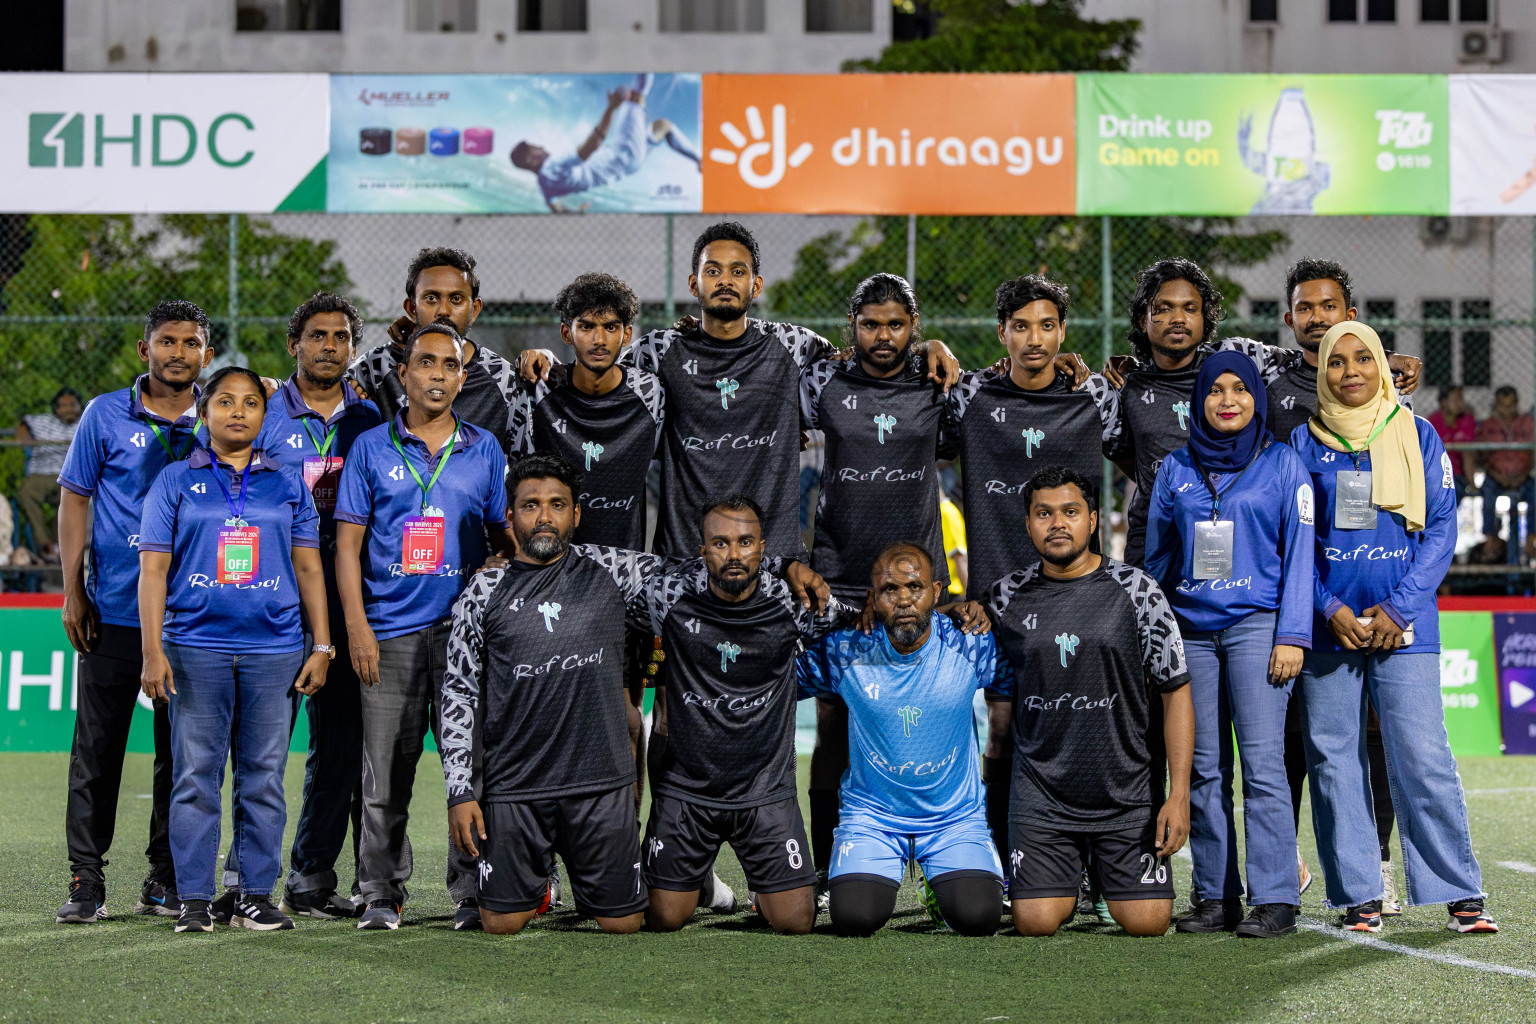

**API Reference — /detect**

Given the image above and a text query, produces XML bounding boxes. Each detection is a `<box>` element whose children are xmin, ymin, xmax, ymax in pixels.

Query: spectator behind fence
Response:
<box><xmin>1427</xmin><ymin>386</ymin><xmax>1475</xmax><ymax>508</ymax></box>
<box><xmin>1475</xmin><ymin>385</ymin><xmax>1535</xmax><ymax>562</ymax></box>
<box><xmin>16</xmin><ymin>388</ymin><xmax>83</xmax><ymax>561</ymax></box>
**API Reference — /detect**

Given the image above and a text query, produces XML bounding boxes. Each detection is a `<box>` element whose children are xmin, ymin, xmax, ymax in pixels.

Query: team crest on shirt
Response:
<box><xmin>538</xmin><ymin>601</ymin><xmax>561</xmax><ymax>632</ymax></box>
<box><xmin>1173</xmin><ymin>401</ymin><xmax>1191</xmax><ymax>431</ymax></box>
<box><xmin>898</xmin><ymin>705</ymin><xmax>922</xmax><ymax>737</ymax></box>
<box><xmin>1055</xmin><ymin>632</ymin><xmax>1080</xmax><ymax>667</ymax></box>
<box><xmin>717</xmin><ymin>641</ymin><xmax>741</xmax><ymax>671</ymax></box>
<box><xmin>716</xmin><ymin>378</ymin><xmax>740</xmax><ymax>409</ymax></box>
<box><xmin>836</xmin><ymin>840</ymin><xmax>857</xmax><ymax>867</ymax></box>
<box><xmin>478</xmin><ymin>860</ymin><xmax>493</xmax><ymax>884</ymax></box>
<box><xmin>874</xmin><ymin>413</ymin><xmax>896</xmax><ymax>443</ymax></box>
<box><xmin>582</xmin><ymin>440</ymin><xmax>604</xmax><ymax>469</ymax></box>
<box><xmin>1021</xmin><ymin>427</ymin><xmax>1044</xmax><ymax>457</ymax></box>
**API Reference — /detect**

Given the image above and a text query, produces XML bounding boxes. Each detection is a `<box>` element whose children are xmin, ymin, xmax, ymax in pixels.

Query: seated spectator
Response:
<box><xmin>16</xmin><ymin>388</ymin><xmax>84</xmax><ymax>562</ymax></box>
<box><xmin>1428</xmin><ymin>386</ymin><xmax>1475</xmax><ymax>507</ymax></box>
<box><xmin>1476</xmin><ymin>385</ymin><xmax>1536</xmax><ymax>562</ymax></box>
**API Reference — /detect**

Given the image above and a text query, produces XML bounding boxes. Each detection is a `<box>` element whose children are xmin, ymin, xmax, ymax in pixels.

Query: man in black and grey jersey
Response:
<box><xmin>987</xmin><ymin>466</ymin><xmax>1194</xmax><ymax>938</ymax></box>
<box><xmin>519</xmin><ymin>222</ymin><xmax>960</xmax><ymax>565</ymax></box>
<box><xmin>349</xmin><ymin>246</ymin><xmax>519</xmax><ymax>454</ymax></box>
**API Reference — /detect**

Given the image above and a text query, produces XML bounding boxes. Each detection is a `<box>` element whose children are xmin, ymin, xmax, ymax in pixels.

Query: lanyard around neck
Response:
<box><xmin>389</xmin><ymin>415</ymin><xmax>460</xmax><ymax>512</ymax></box>
<box><xmin>208</xmin><ymin>457</ymin><xmax>252</xmax><ymax>523</ymax></box>
<box><xmin>134</xmin><ymin>381</ymin><xmax>201</xmax><ymax>460</ymax></box>
<box><xmin>1326</xmin><ymin>404</ymin><xmax>1398</xmax><ymax>454</ymax></box>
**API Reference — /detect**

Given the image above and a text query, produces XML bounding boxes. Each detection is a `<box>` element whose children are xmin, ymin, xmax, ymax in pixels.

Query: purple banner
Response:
<box><xmin>1492</xmin><ymin>612</ymin><xmax>1536</xmax><ymax>755</ymax></box>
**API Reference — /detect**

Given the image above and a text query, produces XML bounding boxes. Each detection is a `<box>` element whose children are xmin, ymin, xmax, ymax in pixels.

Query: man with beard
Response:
<box><xmin>250</xmin><ymin>292</ymin><xmax>381</xmax><ymax>919</ymax></box>
<box><xmin>987</xmin><ymin>466</ymin><xmax>1194</xmax><ymax>938</ymax></box>
<box><xmin>54</xmin><ymin>300</ymin><xmax>213</xmax><ymax>924</ymax></box>
<box><xmin>349</xmin><ymin>247</ymin><xmax>519</xmax><ymax>453</ymax></box>
<box><xmin>334</xmin><ymin>322</ymin><xmax>516</xmax><ymax>932</ymax></box>
<box><xmin>639</xmin><ymin>494</ymin><xmax>851</xmax><ymax>934</ymax></box>
<box><xmin>519</xmin><ymin>222</ymin><xmax>961</xmax><ymax>565</ymax></box>
<box><xmin>796</xmin><ymin>543</ymin><xmax>1009</xmax><ymax>937</ymax></box>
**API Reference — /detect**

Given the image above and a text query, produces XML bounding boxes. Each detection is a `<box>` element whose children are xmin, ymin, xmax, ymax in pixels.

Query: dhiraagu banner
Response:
<box><xmin>1438</xmin><ymin>611</ymin><xmax>1504</xmax><ymax>758</ymax></box>
<box><xmin>1076</xmin><ymin>74</ymin><xmax>1448</xmax><ymax>216</ymax></box>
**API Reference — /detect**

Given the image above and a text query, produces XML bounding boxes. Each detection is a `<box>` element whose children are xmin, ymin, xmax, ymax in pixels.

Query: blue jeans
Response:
<box><xmin>1300</xmin><ymin>649</ymin><xmax>1484</xmax><ymax>909</ymax></box>
<box><xmin>1182</xmin><ymin>611</ymin><xmax>1298</xmax><ymax>906</ymax></box>
<box><xmin>165</xmin><ymin>644</ymin><xmax>302</xmax><ymax>902</ymax></box>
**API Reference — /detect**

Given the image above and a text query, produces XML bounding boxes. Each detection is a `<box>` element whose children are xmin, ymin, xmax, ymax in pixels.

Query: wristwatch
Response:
<box><xmin>311</xmin><ymin>644</ymin><xmax>336</xmax><ymax>660</ymax></box>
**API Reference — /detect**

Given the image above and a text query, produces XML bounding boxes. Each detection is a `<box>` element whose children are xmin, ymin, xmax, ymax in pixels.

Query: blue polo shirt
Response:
<box><xmin>333</xmin><ymin>413</ymin><xmax>509</xmax><ymax>640</ymax></box>
<box><xmin>57</xmin><ymin>376</ymin><xmax>208</xmax><ymax>628</ymax></box>
<box><xmin>138</xmin><ymin>447</ymin><xmax>320</xmax><ymax>654</ymax></box>
<box><xmin>257</xmin><ymin>377</ymin><xmax>381</xmax><ymax>629</ymax></box>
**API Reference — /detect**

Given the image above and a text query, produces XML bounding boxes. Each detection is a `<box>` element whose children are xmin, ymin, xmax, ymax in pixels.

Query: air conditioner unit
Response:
<box><xmin>1421</xmin><ymin>216</ymin><xmax>1475</xmax><ymax>245</ymax></box>
<box><xmin>1458</xmin><ymin>27</ymin><xmax>1505</xmax><ymax>64</ymax></box>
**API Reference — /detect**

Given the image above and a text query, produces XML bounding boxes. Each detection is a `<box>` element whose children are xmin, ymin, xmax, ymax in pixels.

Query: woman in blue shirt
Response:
<box><xmin>1290</xmin><ymin>321</ymin><xmax>1496</xmax><ymax>935</ymax></box>
<box><xmin>138</xmin><ymin>366</ymin><xmax>333</xmax><ymax>935</ymax></box>
<box><xmin>1145</xmin><ymin>351</ymin><xmax>1313</xmax><ymax>939</ymax></box>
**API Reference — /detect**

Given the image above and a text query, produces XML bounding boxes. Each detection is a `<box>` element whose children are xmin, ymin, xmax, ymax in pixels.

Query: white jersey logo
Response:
<box><xmin>129</xmin><ymin>431</ymin><xmax>147</xmax><ymax>448</ymax></box>
<box><xmin>286</xmin><ymin>433</ymin><xmax>304</xmax><ymax>449</ymax></box>
<box><xmin>682</xmin><ymin>359</ymin><xmax>699</xmax><ymax>376</ymax></box>
<box><xmin>990</xmin><ymin>407</ymin><xmax>1006</xmax><ymax>423</ymax></box>
<box><xmin>388</xmin><ymin>464</ymin><xmax>405</xmax><ymax>481</ymax></box>
<box><xmin>189</xmin><ymin>482</ymin><xmax>207</xmax><ymax>494</ymax></box>
<box><xmin>842</xmin><ymin>394</ymin><xmax>857</xmax><ymax>411</ymax></box>
<box><xmin>1281</xmin><ymin>395</ymin><xmax>1296</xmax><ymax>410</ymax></box>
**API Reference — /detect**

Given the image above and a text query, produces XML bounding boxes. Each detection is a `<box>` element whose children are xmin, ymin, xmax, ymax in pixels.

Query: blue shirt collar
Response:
<box><xmin>128</xmin><ymin>374</ymin><xmax>201</xmax><ymax>426</ymax></box>
<box><xmin>277</xmin><ymin>374</ymin><xmax>369</xmax><ymax>423</ymax></box>
<box><xmin>390</xmin><ymin>410</ymin><xmax>477</xmax><ymax>454</ymax></box>
<box><xmin>187</xmin><ymin>446</ymin><xmax>281</xmax><ymax>473</ymax></box>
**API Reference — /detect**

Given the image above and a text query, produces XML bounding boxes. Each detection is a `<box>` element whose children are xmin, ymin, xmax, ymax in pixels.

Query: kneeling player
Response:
<box><xmin>798</xmin><ymin>542</ymin><xmax>1007</xmax><ymax>937</ymax></box>
<box><xmin>987</xmin><ymin>467</ymin><xmax>1193</xmax><ymax>938</ymax></box>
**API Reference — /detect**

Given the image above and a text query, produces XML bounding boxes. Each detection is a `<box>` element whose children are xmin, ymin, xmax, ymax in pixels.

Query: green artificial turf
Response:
<box><xmin>3</xmin><ymin>752</ymin><xmax>1534</xmax><ymax>1023</ymax></box>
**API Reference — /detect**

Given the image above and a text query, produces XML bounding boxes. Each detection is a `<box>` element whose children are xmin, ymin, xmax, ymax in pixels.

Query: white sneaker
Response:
<box><xmin>700</xmin><ymin>869</ymin><xmax>737</xmax><ymax>913</ymax></box>
<box><xmin>1381</xmin><ymin>862</ymin><xmax>1402</xmax><ymax>916</ymax></box>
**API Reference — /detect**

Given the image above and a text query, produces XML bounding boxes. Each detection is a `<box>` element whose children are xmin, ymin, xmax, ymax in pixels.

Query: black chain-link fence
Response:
<box><xmin>1</xmin><ymin>212</ymin><xmax>1533</xmax><ymax>588</ymax></box>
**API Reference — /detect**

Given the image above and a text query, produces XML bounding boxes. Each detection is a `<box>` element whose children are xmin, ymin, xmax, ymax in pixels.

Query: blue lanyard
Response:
<box><xmin>208</xmin><ymin>458</ymin><xmax>253</xmax><ymax>524</ymax></box>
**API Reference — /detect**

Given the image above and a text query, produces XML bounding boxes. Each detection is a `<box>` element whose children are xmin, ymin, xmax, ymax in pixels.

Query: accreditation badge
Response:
<box><xmin>1191</xmin><ymin>520</ymin><xmax>1235</xmax><ymax>580</ymax></box>
<box><xmin>216</xmin><ymin>525</ymin><xmax>260</xmax><ymax>584</ymax></box>
<box><xmin>1335</xmin><ymin>471</ymin><xmax>1377</xmax><ymax>530</ymax></box>
<box><xmin>302</xmin><ymin>456</ymin><xmax>343</xmax><ymax>511</ymax></box>
<box><xmin>402</xmin><ymin>516</ymin><xmax>446</xmax><ymax>575</ymax></box>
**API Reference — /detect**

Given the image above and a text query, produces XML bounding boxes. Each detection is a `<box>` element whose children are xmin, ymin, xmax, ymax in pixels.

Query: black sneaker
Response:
<box><xmin>281</xmin><ymin>887</ymin><xmax>359</xmax><ymax>920</ymax></box>
<box><xmin>1235</xmin><ymin>903</ymin><xmax>1298</xmax><ymax>938</ymax></box>
<box><xmin>135</xmin><ymin>872</ymin><xmax>181</xmax><ymax>917</ymax></box>
<box><xmin>1175</xmin><ymin>897</ymin><xmax>1244</xmax><ymax>933</ymax></box>
<box><xmin>175</xmin><ymin>899</ymin><xmax>213</xmax><ymax>933</ymax></box>
<box><xmin>233</xmin><ymin>893</ymin><xmax>295</xmax><ymax>931</ymax></box>
<box><xmin>814</xmin><ymin>870</ymin><xmax>830</xmax><ymax>916</ymax></box>
<box><xmin>211</xmin><ymin>887</ymin><xmax>239</xmax><ymax>925</ymax></box>
<box><xmin>454</xmin><ymin>897</ymin><xmax>482</xmax><ymax>931</ymax></box>
<box><xmin>357</xmin><ymin>898</ymin><xmax>402</xmax><ymax>931</ymax></box>
<box><xmin>1446</xmin><ymin>898</ymin><xmax>1499</xmax><ymax>934</ymax></box>
<box><xmin>56</xmin><ymin>873</ymin><xmax>106</xmax><ymax>924</ymax></box>
<box><xmin>1341</xmin><ymin>900</ymin><xmax>1383</xmax><ymax>933</ymax></box>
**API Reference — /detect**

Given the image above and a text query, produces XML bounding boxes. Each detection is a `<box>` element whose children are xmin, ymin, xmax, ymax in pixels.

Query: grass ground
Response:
<box><xmin>3</xmin><ymin>752</ymin><xmax>1535</xmax><ymax>1024</ymax></box>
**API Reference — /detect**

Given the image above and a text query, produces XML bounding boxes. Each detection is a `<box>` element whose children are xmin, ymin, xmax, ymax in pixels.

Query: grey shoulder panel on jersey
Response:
<box><xmin>987</xmin><ymin>563</ymin><xmax>1041</xmax><ymax>616</ymax></box>
<box><xmin>799</xmin><ymin>358</ymin><xmax>840</xmax><ymax>430</ymax></box>
<box><xmin>1084</xmin><ymin>372</ymin><xmax>1122</xmax><ymax>444</ymax></box>
<box><xmin>349</xmin><ymin>344</ymin><xmax>396</xmax><ymax>396</ymax></box>
<box><xmin>760</xmin><ymin>319</ymin><xmax>836</xmax><ymax>368</ymax></box>
<box><xmin>950</xmin><ymin>368</ymin><xmax>999</xmax><ymax>420</ymax></box>
<box><xmin>475</xmin><ymin>345</ymin><xmax>519</xmax><ymax>403</ymax></box>
<box><xmin>627</xmin><ymin>329</ymin><xmax>678</xmax><ymax>372</ymax></box>
<box><xmin>441</xmin><ymin>567</ymin><xmax>505</xmax><ymax>801</ymax></box>
<box><xmin>1101</xmin><ymin>560</ymin><xmax>1188</xmax><ymax>686</ymax></box>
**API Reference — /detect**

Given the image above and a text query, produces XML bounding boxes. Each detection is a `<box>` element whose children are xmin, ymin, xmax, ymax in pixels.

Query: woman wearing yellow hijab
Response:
<box><xmin>1289</xmin><ymin>321</ymin><xmax>1496</xmax><ymax>935</ymax></box>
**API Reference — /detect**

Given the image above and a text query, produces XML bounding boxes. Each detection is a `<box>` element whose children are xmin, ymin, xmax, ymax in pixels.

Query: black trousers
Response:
<box><xmin>65</xmin><ymin>623</ymin><xmax>173</xmax><ymax>879</ymax></box>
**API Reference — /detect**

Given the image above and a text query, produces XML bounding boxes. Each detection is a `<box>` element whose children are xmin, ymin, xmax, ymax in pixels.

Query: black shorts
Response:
<box><xmin>1008</xmin><ymin>817</ymin><xmax>1175</xmax><ymax>903</ymax></box>
<box><xmin>478</xmin><ymin>786</ymin><xmax>647</xmax><ymax>917</ymax></box>
<box><xmin>642</xmin><ymin>793</ymin><xmax>817</xmax><ymax>896</ymax></box>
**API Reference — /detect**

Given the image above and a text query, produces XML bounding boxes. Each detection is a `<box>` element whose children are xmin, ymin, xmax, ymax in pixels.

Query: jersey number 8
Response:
<box><xmin>786</xmin><ymin>839</ymin><xmax>803</xmax><ymax>870</ymax></box>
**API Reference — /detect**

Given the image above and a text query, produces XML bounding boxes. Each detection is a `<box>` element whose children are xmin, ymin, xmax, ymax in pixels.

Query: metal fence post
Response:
<box><xmin>1100</xmin><ymin>214</ymin><xmax>1114</xmax><ymax>551</ymax></box>
<box><xmin>227</xmin><ymin>213</ymin><xmax>240</xmax><ymax>358</ymax></box>
<box><xmin>664</xmin><ymin>213</ymin><xmax>675</xmax><ymax>327</ymax></box>
<box><xmin>906</xmin><ymin>213</ymin><xmax>917</xmax><ymax>289</ymax></box>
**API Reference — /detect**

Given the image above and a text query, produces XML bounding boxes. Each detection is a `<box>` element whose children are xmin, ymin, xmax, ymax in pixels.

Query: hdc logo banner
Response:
<box><xmin>702</xmin><ymin>74</ymin><xmax>1075</xmax><ymax>215</ymax></box>
<box><xmin>0</xmin><ymin>73</ymin><xmax>330</xmax><ymax>213</ymax></box>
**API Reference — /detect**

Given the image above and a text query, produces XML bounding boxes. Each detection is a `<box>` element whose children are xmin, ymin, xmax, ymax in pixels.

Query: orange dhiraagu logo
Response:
<box><xmin>702</xmin><ymin>74</ymin><xmax>1075</xmax><ymax>215</ymax></box>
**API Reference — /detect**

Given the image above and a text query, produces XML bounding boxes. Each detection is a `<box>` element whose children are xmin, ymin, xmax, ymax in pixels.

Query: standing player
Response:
<box><xmin>258</xmin><ymin>292</ymin><xmax>381</xmax><ymax>918</ymax></box>
<box><xmin>54</xmin><ymin>299</ymin><xmax>213</xmax><ymax>924</ymax></box>
<box><xmin>519</xmin><ymin>222</ymin><xmax>960</xmax><ymax>565</ymax></box>
<box><xmin>988</xmin><ymin>466</ymin><xmax>1194</xmax><ymax>938</ymax></box>
<box><xmin>348</xmin><ymin>247</ymin><xmax>519</xmax><ymax>453</ymax></box>
<box><xmin>334</xmin><ymin>322</ymin><xmax>516</xmax><ymax>932</ymax></box>
<box><xmin>639</xmin><ymin>495</ymin><xmax>850</xmax><ymax>934</ymax></box>
<box><xmin>798</xmin><ymin>543</ymin><xmax>1007</xmax><ymax>937</ymax></box>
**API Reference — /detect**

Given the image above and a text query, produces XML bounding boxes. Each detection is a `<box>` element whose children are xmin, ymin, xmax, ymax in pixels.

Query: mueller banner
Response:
<box><xmin>0</xmin><ymin>73</ymin><xmax>329</xmax><ymax>213</ymax></box>
<box><xmin>1437</xmin><ymin>611</ymin><xmax>1505</xmax><ymax>758</ymax></box>
<box><xmin>1492</xmin><ymin>611</ymin><xmax>1536</xmax><ymax>756</ymax></box>
<box><xmin>328</xmin><ymin>74</ymin><xmax>703</xmax><ymax>213</ymax></box>
<box><xmin>1076</xmin><ymin>74</ymin><xmax>1449</xmax><ymax>216</ymax></box>
<box><xmin>701</xmin><ymin>74</ymin><xmax>1075</xmax><ymax>215</ymax></box>
<box><xmin>1449</xmin><ymin>75</ymin><xmax>1536</xmax><ymax>215</ymax></box>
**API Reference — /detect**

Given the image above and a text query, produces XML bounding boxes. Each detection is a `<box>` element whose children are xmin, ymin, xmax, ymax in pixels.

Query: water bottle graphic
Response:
<box><xmin>1239</xmin><ymin>88</ymin><xmax>1331</xmax><ymax>213</ymax></box>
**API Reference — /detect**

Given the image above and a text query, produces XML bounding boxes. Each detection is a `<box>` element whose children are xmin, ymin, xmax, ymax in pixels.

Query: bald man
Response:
<box><xmin>796</xmin><ymin>543</ymin><xmax>1009</xmax><ymax>936</ymax></box>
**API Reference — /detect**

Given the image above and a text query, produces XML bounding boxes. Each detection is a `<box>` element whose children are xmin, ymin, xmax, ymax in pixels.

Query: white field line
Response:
<box><xmin>1495</xmin><ymin>860</ymin><xmax>1536</xmax><ymax>874</ymax></box>
<box><xmin>1298</xmin><ymin>918</ymin><xmax>1536</xmax><ymax>980</ymax></box>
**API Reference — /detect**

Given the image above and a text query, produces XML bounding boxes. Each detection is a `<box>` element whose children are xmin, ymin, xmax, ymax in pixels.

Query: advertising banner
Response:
<box><xmin>328</xmin><ymin>74</ymin><xmax>703</xmax><ymax>213</ymax></box>
<box><xmin>0</xmin><ymin>73</ymin><xmax>329</xmax><ymax>213</ymax></box>
<box><xmin>1076</xmin><ymin>74</ymin><xmax>1448</xmax><ymax>216</ymax></box>
<box><xmin>1491</xmin><ymin>611</ymin><xmax>1536</xmax><ymax>755</ymax></box>
<box><xmin>1449</xmin><ymin>75</ymin><xmax>1536</xmax><ymax>215</ymax></box>
<box><xmin>701</xmin><ymin>74</ymin><xmax>1075</xmax><ymax>215</ymax></box>
<box><xmin>1438</xmin><ymin>611</ymin><xmax>1505</xmax><ymax>758</ymax></box>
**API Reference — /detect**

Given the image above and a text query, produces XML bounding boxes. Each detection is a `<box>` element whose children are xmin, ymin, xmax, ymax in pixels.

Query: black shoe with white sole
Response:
<box><xmin>211</xmin><ymin>887</ymin><xmax>239</xmax><ymax>925</ymax></box>
<box><xmin>175</xmin><ymin>899</ymin><xmax>213</xmax><ymax>933</ymax></box>
<box><xmin>1175</xmin><ymin>897</ymin><xmax>1244</xmax><ymax>933</ymax></box>
<box><xmin>232</xmin><ymin>894</ymin><xmax>295</xmax><ymax>931</ymax></box>
<box><xmin>56</xmin><ymin>874</ymin><xmax>107</xmax><ymax>924</ymax></box>
<box><xmin>281</xmin><ymin>887</ymin><xmax>360</xmax><ymax>920</ymax></box>
<box><xmin>454</xmin><ymin>898</ymin><xmax>483</xmax><ymax>931</ymax></box>
<box><xmin>1235</xmin><ymin>903</ymin><xmax>1297</xmax><ymax>938</ymax></box>
<box><xmin>136</xmin><ymin>872</ymin><xmax>181</xmax><ymax>917</ymax></box>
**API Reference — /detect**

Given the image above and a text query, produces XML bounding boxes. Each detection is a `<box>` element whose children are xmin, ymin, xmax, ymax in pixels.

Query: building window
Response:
<box><xmin>1248</xmin><ymin>0</ymin><xmax>1279</xmax><ymax>21</ymax></box>
<box><xmin>1248</xmin><ymin>299</ymin><xmax>1281</xmax><ymax>347</ymax></box>
<box><xmin>1366</xmin><ymin>0</ymin><xmax>1396</xmax><ymax>21</ymax></box>
<box><xmin>519</xmin><ymin>0</ymin><xmax>587</xmax><ymax>30</ymax></box>
<box><xmin>1462</xmin><ymin>299</ymin><xmax>1491</xmax><ymax>388</ymax></box>
<box><xmin>407</xmin><ymin>0</ymin><xmax>475</xmax><ymax>31</ymax></box>
<box><xmin>1422</xmin><ymin>299</ymin><xmax>1453</xmax><ymax>386</ymax></box>
<box><xmin>1459</xmin><ymin>0</ymin><xmax>1489</xmax><ymax>21</ymax></box>
<box><xmin>235</xmin><ymin>0</ymin><xmax>341</xmax><ymax>30</ymax></box>
<box><xmin>1365</xmin><ymin>298</ymin><xmax>1397</xmax><ymax>352</ymax></box>
<box><xmin>1328</xmin><ymin>0</ymin><xmax>1358</xmax><ymax>21</ymax></box>
<box><xmin>660</xmin><ymin>0</ymin><xmax>764</xmax><ymax>31</ymax></box>
<box><xmin>807</xmin><ymin>0</ymin><xmax>872</xmax><ymax>31</ymax></box>
<box><xmin>1421</xmin><ymin>0</ymin><xmax>1450</xmax><ymax>21</ymax></box>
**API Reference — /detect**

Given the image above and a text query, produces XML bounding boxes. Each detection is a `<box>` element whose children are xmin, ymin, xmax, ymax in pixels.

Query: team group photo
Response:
<box><xmin>3</xmin><ymin>2</ymin><xmax>1536</xmax><ymax>1022</ymax></box>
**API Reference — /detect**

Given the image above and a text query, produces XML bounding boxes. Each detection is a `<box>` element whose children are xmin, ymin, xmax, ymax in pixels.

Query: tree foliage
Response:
<box><xmin>845</xmin><ymin>0</ymin><xmax>1138</xmax><ymax>73</ymax></box>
